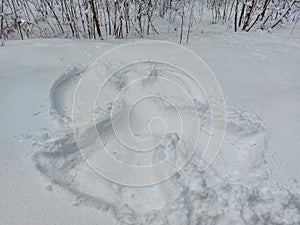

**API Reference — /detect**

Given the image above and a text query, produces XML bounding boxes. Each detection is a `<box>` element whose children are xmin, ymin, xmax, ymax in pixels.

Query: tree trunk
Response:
<box><xmin>106</xmin><ymin>0</ymin><xmax>112</xmax><ymax>35</ymax></box>
<box><xmin>242</xmin><ymin>0</ymin><xmax>255</xmax><ymax>31</ymax></box>
<box><xmin>179</xmin><ymin>10</ymin><xmax>184</xmax><ymax>44</ymax></box>
<box><xmin>12</xmin><ymin>0</ymin><xmax>23</xmax><ymax>39</ymax></box>
<box><xmin>89</xmin><ymin>0</ymin><xmax>102</xmax><ymax>39</ymax></box>
<box><xmin>186</xmin><ymin>0</ymin><xmax>194</xmax><ymax>44</ymax></box>
<box><xmin>234</xmin><ymin>0</ymin><xmax>239</xmax><ymax>32</ymax></box>
<box><xmin>238</xmin><ymin>1</ymin><xmax>245</xmax><ymax>27</ymax></box>
<box><xmin>0</xmin><ymin>0</ymin><xmax>3</xmax><ymax>38</ymax></box>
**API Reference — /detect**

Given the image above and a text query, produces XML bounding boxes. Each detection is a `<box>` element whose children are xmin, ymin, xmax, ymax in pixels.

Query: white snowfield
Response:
<box><xmin>0</xmin><ymin>31</ymin><xmax>300</xmax><ymax>225</ymax></box>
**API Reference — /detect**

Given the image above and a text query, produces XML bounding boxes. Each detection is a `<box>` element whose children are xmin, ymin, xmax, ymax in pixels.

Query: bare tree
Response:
<box><xmin>89</xmin><ymin>0</ymin><xmax>102</xmax><ymax>39</ymax></box>
<box><xmin>0</xmin><ymin>0</ymin><xmax>298</xmax><ymax>42</ymax></box>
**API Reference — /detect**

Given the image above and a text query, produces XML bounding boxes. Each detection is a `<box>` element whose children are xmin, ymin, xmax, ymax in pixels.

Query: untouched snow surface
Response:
<box><xmin>1</xmin><ymin>32</ymin><xmax>300</xmax><ymax>225</ymax></box>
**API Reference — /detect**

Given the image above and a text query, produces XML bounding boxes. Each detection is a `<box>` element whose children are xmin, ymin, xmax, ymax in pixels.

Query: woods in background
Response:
<box><xmin>0</xmin><ymin>0</ymin><xmax>299</xmax><ymax>43</ymax></box>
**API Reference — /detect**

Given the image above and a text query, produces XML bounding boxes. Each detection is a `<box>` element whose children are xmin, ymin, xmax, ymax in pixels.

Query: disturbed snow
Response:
<box><xmin>1</xmin><ymin>30</ymin><xmax>299</xmax><ymax>225</ymax></box>
<box><xmin>32</xmin><ymin>60</ymin><xmax>300</xmax><ymax>224</ymax></box>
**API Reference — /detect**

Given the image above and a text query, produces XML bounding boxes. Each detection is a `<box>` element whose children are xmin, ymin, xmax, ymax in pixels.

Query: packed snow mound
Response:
<box><xmin>71</xmin><ymin>54</ymin><xmax>220</xmax><ymax>186</ymax></box>
<box><xmin>32</xmin><ymin>64</ymin><xmax>300</xmax><ymax>225</ymax></box>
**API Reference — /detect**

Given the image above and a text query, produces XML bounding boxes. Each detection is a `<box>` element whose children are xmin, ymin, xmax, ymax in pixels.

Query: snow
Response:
<box><xmin>0</xmin><ymin>30</ymin><xmax>300</xmax><ymax>224</ymax></box>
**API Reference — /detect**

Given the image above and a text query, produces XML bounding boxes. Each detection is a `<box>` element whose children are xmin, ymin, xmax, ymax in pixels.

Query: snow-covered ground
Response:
<box><xmin>0</xmin><ymin>30</ymin><xmax>300</xmax><ymax>224</ymax></box>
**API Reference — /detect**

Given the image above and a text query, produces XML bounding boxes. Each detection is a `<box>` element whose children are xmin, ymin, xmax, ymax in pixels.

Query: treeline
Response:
<box><xmin>0</xmin><ymin>0</ymin><xmax>299</xmax><ymax>43</ymax></box>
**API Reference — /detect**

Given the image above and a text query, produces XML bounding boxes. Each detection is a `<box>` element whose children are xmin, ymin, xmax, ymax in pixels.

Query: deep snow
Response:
<box><xmin>0</xmin><ymin>30</ymin><xmax>300</xmax><ymax>224</ymax></box>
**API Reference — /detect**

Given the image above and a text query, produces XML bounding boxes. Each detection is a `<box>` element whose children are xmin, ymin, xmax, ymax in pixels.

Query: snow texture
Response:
<box><xmin>1</xmin><ymin>31</ymin><xmax>300</xmax><ymax>224</ymax></box>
